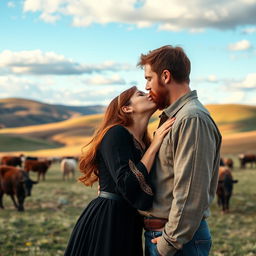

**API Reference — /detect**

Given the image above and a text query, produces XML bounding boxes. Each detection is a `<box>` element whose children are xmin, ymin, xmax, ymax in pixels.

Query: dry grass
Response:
<box><xmin>0</xmin><ymin>163</ymin><xmax>255</xmax><ymax>256</ymax></box>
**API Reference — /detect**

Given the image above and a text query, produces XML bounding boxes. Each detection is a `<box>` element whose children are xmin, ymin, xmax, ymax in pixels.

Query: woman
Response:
<box><xmin>65</xmin><ymin>86</ymin><xmax>174</xmax><ymax>256</ymax></box>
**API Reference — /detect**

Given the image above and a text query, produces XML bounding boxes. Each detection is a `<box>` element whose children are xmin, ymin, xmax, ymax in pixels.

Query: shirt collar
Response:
<box><xmin>163</xmin><ymin>90</ymin><xmax>198</xmax><ymax>118</ymax></box>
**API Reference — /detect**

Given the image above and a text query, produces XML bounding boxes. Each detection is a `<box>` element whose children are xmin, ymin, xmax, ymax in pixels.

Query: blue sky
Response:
<box><xmin>0</xmin><ymin>0</ymin><xmax>255</xmax><ymax>106</ymax></box>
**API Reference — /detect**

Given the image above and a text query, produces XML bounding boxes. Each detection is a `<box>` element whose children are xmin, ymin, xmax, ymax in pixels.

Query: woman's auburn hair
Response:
<box><xmin>78</xmin><ymin>86</ymin><xmax>151</xmax><ymax>186</ymax></box>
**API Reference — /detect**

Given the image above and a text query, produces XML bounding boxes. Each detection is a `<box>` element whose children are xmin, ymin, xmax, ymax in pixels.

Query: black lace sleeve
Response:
<box><xmin>99</xmin><ymin>125</ymin><xmax>153</xmax><ymax>210</ymax></box>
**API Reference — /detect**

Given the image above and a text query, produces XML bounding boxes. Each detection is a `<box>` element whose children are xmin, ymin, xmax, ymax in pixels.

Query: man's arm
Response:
<box><xmin>157</xmin><ymin>115</ymin><xmax>218</xmax><ymax>256</ymax></box>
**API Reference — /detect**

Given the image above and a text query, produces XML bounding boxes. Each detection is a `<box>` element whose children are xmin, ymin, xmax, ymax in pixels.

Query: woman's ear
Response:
<box><xmin>161</xmin><ymin>70</ymin><xmax>171</xmax><ymax>84</ymax></box>
<box><xmin>121</xmin><ymin>105</ymin><xmax>133</xmax><ymax>114</ymax></box>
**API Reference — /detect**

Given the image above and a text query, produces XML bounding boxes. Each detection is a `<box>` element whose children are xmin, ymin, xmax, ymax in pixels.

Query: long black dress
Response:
<box><xmin>65</xmin><ymin>125</ymin><xmax>154</xmax><ymax>256</ymax></box>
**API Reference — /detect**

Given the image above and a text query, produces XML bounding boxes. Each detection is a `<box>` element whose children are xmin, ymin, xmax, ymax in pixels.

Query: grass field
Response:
<box><xmin>0</xmin><ymin>161</ymin><xmax>255</xmax><ymax>256</ymax></box>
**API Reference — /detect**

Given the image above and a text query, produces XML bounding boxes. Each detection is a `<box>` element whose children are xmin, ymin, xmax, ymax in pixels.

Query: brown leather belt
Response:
<box><xmin>143</xmin><ymin>217</ymin><xmax>168</xmax><ymax>231</ymax></box>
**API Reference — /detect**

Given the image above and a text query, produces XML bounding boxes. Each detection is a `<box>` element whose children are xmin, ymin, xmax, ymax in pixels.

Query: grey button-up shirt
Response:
<box><xmin>142</xmin><ymin>90</ymin><xmax>222</xmax><ymax>256</ymax></box>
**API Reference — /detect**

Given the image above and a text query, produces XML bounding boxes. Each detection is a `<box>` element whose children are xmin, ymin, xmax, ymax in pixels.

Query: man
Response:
<box><xmin>138</xmin><ymin>45</ymin><xmax>222</xmax><ymax>256</ymax></box>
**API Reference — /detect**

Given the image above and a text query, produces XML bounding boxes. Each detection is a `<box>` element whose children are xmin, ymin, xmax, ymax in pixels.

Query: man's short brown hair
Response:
<box><xmin>138</xmin><ymin>45</ymin><xmax>191</xmax><ymax>84</ymax></box>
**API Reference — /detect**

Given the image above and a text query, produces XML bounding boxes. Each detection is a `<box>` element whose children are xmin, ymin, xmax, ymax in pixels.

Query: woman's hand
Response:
<box><xmin>150</xmin><ymin>117</ymin><xmax>175</xmax><ymax>152</ymax></box>
<box><xmin>141</xmin><ymin>117</ymin><xmax>175</xmax><ymax>173</ymax></box>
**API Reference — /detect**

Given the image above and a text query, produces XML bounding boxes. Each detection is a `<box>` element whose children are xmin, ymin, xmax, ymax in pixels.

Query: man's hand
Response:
<box><xmin>151</xmin><ymin>236</ymin><xmax>161</xmax><ymax>244</ymax></box>
<box><xmin>151</xmin><ymin>237</ymin><xmax>162</xmax><ymax>255</ymax></box>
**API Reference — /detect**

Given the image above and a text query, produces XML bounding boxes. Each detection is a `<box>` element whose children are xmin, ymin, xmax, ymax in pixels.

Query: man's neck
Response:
<box><xmin>168</xmin><ymin>82</ymin><xmax>191</xmax><ymax>105</ymax></box>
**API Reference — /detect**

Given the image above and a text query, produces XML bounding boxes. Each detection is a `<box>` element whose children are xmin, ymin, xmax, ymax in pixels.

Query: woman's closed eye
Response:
<box><xmin>137</xmin><ymin>91</ymin><xmax>146</xmax><ymax>96</ymax></box>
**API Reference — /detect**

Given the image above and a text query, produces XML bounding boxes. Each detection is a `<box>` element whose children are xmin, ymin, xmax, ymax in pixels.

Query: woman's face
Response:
<box><xmin>128</xmin><ymin>89</ymin><xmax>157</xmax><ymax>114</ymax></box>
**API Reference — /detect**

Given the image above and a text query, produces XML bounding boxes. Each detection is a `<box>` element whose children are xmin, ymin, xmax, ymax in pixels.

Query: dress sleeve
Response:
<box><xmin>99</xmin><ymin>125</ymin><xmax>153</xmax><ymax>210</ymax></box>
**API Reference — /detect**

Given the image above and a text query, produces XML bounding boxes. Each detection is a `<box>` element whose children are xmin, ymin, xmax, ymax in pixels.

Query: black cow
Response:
<box><xmin>0</xmin><ymin>165</ymin><xmax>37</xmax><ymax>211</ymax></box>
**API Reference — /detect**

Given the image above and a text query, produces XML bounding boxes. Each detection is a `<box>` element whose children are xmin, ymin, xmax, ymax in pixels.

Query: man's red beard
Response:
<box><xmin>150</xmin><ymin>85</ymin><xmax>169</xmax><ymax>110</ymax></box>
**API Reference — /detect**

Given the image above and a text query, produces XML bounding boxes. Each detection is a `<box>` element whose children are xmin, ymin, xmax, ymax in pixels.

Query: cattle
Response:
<box><xmin>60</xmin><ymin>158</ymin><xmax>76</xmax><ymax>180</ymax></box>
<box><xmin>25</xmin><ymin>156</ymin><xmax>38</xmax><ymax>161</ymax></box>
<box><xmin>220</xmin><ymin>157</ymin><xmax>225</xmax><ymax>166</ymax></box>
<box><xmin>239</xmin><ymin>154</ymin><xmax>256</xmax><ymax>169</ymax></box>
<box><xmin>1</xmin><ymin>155</ymin><xmax>22</xmax><ymax>167</ymax></box>
<box><xmin>224</xmin><ymin>158</ymin><xmax>234</xmax><ymax>169</ymax></box>
<box><xmin>0</xmin><ymin>165</ymin><xmax>37</xmax><ymax>211</ymax></box>
<box><xmin>216</xmin><ymin>166</ymin><xmax>238</xmax><ymax>213</ymax></box>
<box><xmin>24</xmin><ymin>159</ymin><xmax>51</xmax><ymax>181</ymax></box>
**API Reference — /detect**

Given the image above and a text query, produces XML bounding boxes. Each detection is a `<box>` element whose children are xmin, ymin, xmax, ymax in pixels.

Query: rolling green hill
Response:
<box><xmin>0</xmin><ymin>134</ymin><xmax>62</xmax><ymax>152</ymax></box>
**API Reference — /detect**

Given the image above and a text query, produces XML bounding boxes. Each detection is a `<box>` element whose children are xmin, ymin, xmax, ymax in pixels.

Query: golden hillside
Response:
<box><xmin>0</xmin><ymin>104</ymin><xmax>255</xmax><ymax>156</ymax></box>
<box><xmin>0</xmin><ymin>97</ymin><xmax>104</xmax><ymax>128</ymax></box>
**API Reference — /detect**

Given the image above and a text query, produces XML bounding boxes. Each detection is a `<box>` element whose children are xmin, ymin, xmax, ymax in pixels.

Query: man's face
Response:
<box><xmin>144</xmin><ymin>64</ymin><xmax>168</xmax><ymax>110</ymax></box>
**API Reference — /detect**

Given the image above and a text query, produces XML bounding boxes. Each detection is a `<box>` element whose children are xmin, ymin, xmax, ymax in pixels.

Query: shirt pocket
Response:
<box><xmin>159</xmin><ymin>133</ymin><xmax>173</xmax><ymax>166</ymax></box>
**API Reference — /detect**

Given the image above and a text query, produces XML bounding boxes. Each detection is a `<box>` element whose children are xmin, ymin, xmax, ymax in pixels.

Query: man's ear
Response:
<box><xmin>121</xmin><ymin>105</ymin><xmax>133</xmax><ymax>113</ymax></box>
<box><xmin>161</xmin><ymin>70</ymin><xmax>171</xmax><ymax>84</ymax></box>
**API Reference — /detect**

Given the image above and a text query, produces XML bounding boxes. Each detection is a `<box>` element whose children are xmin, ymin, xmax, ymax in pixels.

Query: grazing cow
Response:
<box><xmin>1</xmin><ymin>156</ymin><xmax>22</xmax><ymax>167</ymax></box>
<box><xmin>0</xmin><ymin>165</ymin><xmax>37</xmax><ymax>211</ymax></box>
<box><xmin>216</xmin><ymin>166</ymin><xmax>238</xmax><ymax>213</ymax></box>
<box><xmin>60</xmin><ymin>158</ymin><xmax>76</xmax><ymax>180</ymax></box>
<box><xmin>224</xmin><ymin>158</ymin><xmax>234</xmax><ymax>169</ymax></box>
<box><xmin>220</xmin><ymin>157</ymin><xmax>225</xmax><ymax>166</ymax></box>
<box><xmin>238</xmin><ymin>154</ymin><xmax>256</xmax><ymax>168</ymax></box>
<box><xmin>24</xmin><ymin>159</ymin><xmax>51</xmax><ymax>181</ymax></box>
<box><xmin>25</xmin><ymin>156</ymin><xmax>38</xmax><ymax>161</ymax></box>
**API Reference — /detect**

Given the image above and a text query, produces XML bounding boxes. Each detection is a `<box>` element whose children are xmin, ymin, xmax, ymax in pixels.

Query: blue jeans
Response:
<box><xmin>144</xmin><ymin>220</ymin><xmax>212</xmax><ymax>256</ymax></box>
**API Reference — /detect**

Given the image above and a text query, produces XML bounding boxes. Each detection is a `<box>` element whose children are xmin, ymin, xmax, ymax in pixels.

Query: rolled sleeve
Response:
<box><xmin>157</xmin><ymin>233</ymin><xmax>177</xmax><ymax>256</ymax></box>
<box><xmin>157</xmin><ymin>115</ymin><xmax>217</xmax><ymax>255</ymax></box>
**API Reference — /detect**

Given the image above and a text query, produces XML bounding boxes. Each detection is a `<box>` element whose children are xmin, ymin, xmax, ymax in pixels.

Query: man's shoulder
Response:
<box><xmin>177</xmin><ymin>99</ymin><xmax>210</xmax><ymax>120</ymax></box>
<box><xmin>173</xmin><ymin>99</ymin><xmax>221</xmax><ymax>138</ymax></box>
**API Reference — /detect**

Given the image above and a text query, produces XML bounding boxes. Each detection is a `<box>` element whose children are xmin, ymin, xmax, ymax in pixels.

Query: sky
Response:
<box><xmin>0</xmin><ymin>0</ymin><xmax>256</xmax><ymax>106</ymax></box>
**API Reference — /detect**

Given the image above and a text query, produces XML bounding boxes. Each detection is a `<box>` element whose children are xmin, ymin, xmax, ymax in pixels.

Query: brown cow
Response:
<box><xmin>0</xmin><ymin>165</ymin><xmax>37</xmax><ymax>211</ymax></box>
<box><xmin>216</xmin><ymin>166</ymin><xmax>238</xmax><ymax>213</ymax></box>
<box><xmin>1</xmin><ymin>155</ymin><xmax>22</xmax><ymax>167</ymax></box>
<box><xmin>24</xmin><ymin>159</ymin><xmax>51</xmax><ymax>181</ymax></box>
<box><xmin>239</xmin><ymin>154</ymin><xmax>256</xmax><ymax>168</ymax></box>
<box><xmin>224</xmin><ymin>158</ymin><xmax>234</xmax><ymax>169</ymax></box>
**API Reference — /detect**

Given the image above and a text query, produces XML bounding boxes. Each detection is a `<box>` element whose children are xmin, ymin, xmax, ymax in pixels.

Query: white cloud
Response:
<box><xmin>241</xmin><ymin>0</ymin><xmax>256</xmax><ymax>4</ymax></box>
<box><xmin>194</xmin><ymin>75</ymin><xmax>219</xmax><ymax>83</ymax></box>
<box><xmin>84</xmin><ymin>74</ymin><xmax>126</xmax><ymax>85</ymax></box>
<box><xmin>40</xmin><ymin>12</ymin><xmax>60</xmax><ymax>23</ymax></box>
<box><xmin>207</xmin><ymin>75</ymin><xmax>218</xmax><ymax>82</ymax></box>
<box><xmin>23</xmin><ymin>0</ymin><xmax>256</xmax><ymax>31</ymax></box>
<box><xmin>228</xmin><ymin>40</ymin><xmax>252</xmax><ymax>51</ymax></box>
<box><xmin>222</xmin><ymin>91</ymin><xmax>246</xmax><ymax>103</ymax></box>
<box><xmin>158</xmin><ymin>23</ymin><xmax>181</xmax><ymax>32</ymax></box>
<box><xmin>230</xmin><ymin>73</ymin><xmax>256</xmax><ymax>89</ymax></box>
<box><xmin>7</xmin><ymin>2</ymin><xmax>16</xmax><ymax>8</ymax></box>
<box><xmin>0</xmin><ymin>50</ymin><xmax>133</xmax><ymax>76</ymax></box>
<box><xmin>0</xmin><ymin>75</ymin><xmax>122</xmax><ymax>105</ymax></box>
<box><xmin>242</xmin><ymin>27</ymin><xmax>256</xmax><ymax>34</ymax></box>
<box><xmin>0</xmin><ymin>76</ymin><xmax>44</xmax><ymax>99</ymax></box>
<box><xmin>1</xmin><ymin>73</ymin><xmax>255</xmax><ymax>106</ymax></box>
